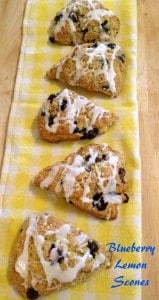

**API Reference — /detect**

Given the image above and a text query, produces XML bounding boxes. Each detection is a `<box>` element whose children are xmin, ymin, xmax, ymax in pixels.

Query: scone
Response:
<box><xmin>39</xmin><ymin>88</ymin><xmax>116</xmax><ymax>142</ymax></box>
<box><xmin>34</xmin><ymin>143</ymin><xmax>129</xmax><ymax>220</ymax></box>
<box><xmin>11</xmin><ymin>213</ymin><xmax>112</xmax><ymax>298</ymax></box>
<box><xmin>48</xmin><ymin>0</ymin><xmax>120</xmax><ymax>45</ymax></box>
<box><xmin>46</xmin><ymin>42</ymin><xmax>125</xmax><ymax>97</ymax></box>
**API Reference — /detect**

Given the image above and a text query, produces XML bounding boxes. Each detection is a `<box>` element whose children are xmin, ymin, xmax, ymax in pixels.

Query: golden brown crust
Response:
<box><xmin>11</xmin><ymin>213</ymin><xmax>112</xmax><ymax>298</ymax></box>
<box><xmin>38</xmin><ymin>89</ymin><xmax>117</xmax><ymax>143</ymax></box>
<box><xmin>48</xmin><ymin>0</ymin><xmax>120</xmax><ymax>45</ymax></box>
<box><xmin>34</xmin><ymin>143</ymin><xmax>129</xmax><ymax>220</ymax></box>
<box><xmin>46</xmin><ymin>43</ymin><xmax>125</xmax><ymax>97</ymax></box>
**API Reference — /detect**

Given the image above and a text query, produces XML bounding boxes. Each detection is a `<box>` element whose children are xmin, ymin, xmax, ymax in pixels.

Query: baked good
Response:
<box><xmin>34</xmin><ymin>143</ymin><xmax>129</xmax><ymax>220</ymax></box>
<box><xmin>48</xmin><ymin>0</ymin><xmax>120</xmax><ymax>45</ymax></box>
<box><xmin>11</xmin><ymin>213</ymin><xmax>112</xmax><ymax>298</ymax></box>
<box><xmin>46</xmin><ymin>42</ymin><xmax>125</xmax><ymax>97</ymax></box>
<box><xmin>39</xmin><ymin>88</ymin><xmax>116</xmax><ymax>142</ymax></box>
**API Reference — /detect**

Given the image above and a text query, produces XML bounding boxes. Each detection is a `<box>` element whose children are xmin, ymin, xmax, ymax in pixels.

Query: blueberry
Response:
<box><xmin>87</xmin><ymin>240</ymin><xmax>98</xmax><ymax>258</ymax></box>
<box><xmin>57</xmin><ymin>249</ymin><xmax>63</xmax><ymax>256</ymax></box>
<box><xmin>71</xmin><ymin>41</ymin><xmax>76</xmax><ymax>46</ymax></box>
<box><xmin>118</xmin><ymin>167</ymin><xmax>126</xmax><ymax>181</ymax></box>
<box><xmin>26</xmin><ymin>288</ymin><xmax>39</xmax><ymax>299</ymax></box>
<box><xmin>95</xmin><ymin>156</ymin><xmax>102</xmax><ymax>163</ymax></box>
<box><xmin>48</xmin><ymin>94</ymin><xmax>55</xmax><ymax>100</ymax></box>
<box><xmin>48</xmin><ymin>115</ymin><xmax>54</xmax><ymax>126</ymax></box>
<box><xmin>41</xmin><ymin>111</ymin><xmax>45</xmax><ymax>117</ymax></box>
<box><xmin>101</xmin><ymin>20</ymin><xmax>108</xmax><ymax>26</ymax></box>
<box><xmin>74</xmin><ymin>127</ymin><xmax>88</xmax><ymax>136</ymax></box>
<box><xmin>58</xmin><ymin>256</ymin><xmax>64</xmax><ymax>264</ymax></box>
<box><xmin>54</xmin><ymin>14</ymin><xmax>63</xmax><ymax>23</ymax></box>
<box><xmin>82</xmin><ymin>28</ymin><xmax>88</xmax><ymax>34</ymax></box>
<box><xmin>60</xmin><ymin>99</ymin><xmax>67</xmax><ymax>111</ymax></box>
<box><xmin>103</xmin><ymin>27</ymin><xmax>109</xmax><ymax>33</ymax></box>
<box><xmin>101</xmin><ymin>20</ymin><xmax>109</xmax><ymax>32</ymax></box>
<box><xmin>123</xmin><ymin>194</ymin><xmax>129</xmax><ymax>203</ymax></box>
<box><xmin>93</xmin><ymin>193</ymin><xmax>108</xmax><ymax>211</ymax></box>
<box><xmin>95</xmin><ymin>197</ymin><xmax>108</xmax><ymax>211</ymax></box>
<box><xmin>49</xmin><ymin>243</ymin><xmax>56</xmax><ymax>255</ymax></box>
<box><xmin>85</xmin><ymin>154</ymin><xmax>91</xmax><ymax>161</ymax></box>
<box><xmin>47</xmin><ymin>93</ymin><xmax>57</xmax><ymax>103</ymax></box>
<box><xmin>81</xmin><ymin>128</ymin><xmax>98</xmax><ymax>139</ymax></box>
<box><xmin>69</xmin><ymin>12</ymin><xmax>79</xmax><ymax>22</ymax></box>
<box><xmin>73</xmin><ymin>127</ymin><xmax>80</xmax><ymax>134</ymax></box>
<box><xmin>93</xmin><ymin>192</ymin><xmax>103</xmax><ymax>201</ymax></box>
<box><xmin>102</xmin><ymin>85</ymin><xmax>109</xmax><ymax>91</ymax></box>
<box><xmin>50</xmin><ymin>243</ymin><xmax>55</xmax><ymax>250</ymax></box>
<box><xmin>57</xmin><ymin>248</ymin><xmax>64</xmax><ymax>263</ymax></box>
<box><xmin>107</xmin><ymin>43</ymin><xmax>116</xmax><ymax>49</ymax></box>
<box><xmin>117</xmin><ymin>55</ymin><xmax>125</xmax><ymax>63</ymax></box>
<box><xmin>92</xmin><ymin>42</ymin><xmax>98</xmax><ymax>48</ymax></box>
<box><xmin>49</xmin><ymin>37</ymin><xmax>55</xmax><ymax>43</ymax></box>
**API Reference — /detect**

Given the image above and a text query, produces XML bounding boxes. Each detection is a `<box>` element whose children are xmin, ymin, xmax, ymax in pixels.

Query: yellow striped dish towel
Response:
<box><xmin>0</xmin><ymin>0</ymin><xmax>141</xmax><ymax>299</ymax></box>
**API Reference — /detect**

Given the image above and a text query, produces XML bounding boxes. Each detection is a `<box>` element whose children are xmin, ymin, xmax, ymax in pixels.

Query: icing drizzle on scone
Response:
<box><xmin>15</xmin><ymin>214</ymin><xmax>109</xmax><ymax>289</ymax></box>
<box><xmin>40</xmin><ymin>88</ymin><xmax>113</xmax><ymax>137</ymax></box>
<box><xmin>53</xmin><ymin>43</ymin><xmax>124</xmax><ymax>96</ymax></box>
<box><xmin>36</xmin><ymin>143</ymin><xmax>128</xmax><ymax>219</ymax></box>
<box><xmin>49</xmin><ymin>0</ymin><xmax>119</xmax><ymax>44</ymax></box>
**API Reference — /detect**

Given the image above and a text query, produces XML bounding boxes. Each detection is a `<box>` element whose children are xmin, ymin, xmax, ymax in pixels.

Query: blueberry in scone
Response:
<box><xmin>11</xmin><ymin>213</ymin><xmax>112</xmax><ymax>298</ymax></box>
<box><xmin>48</xmin><ymin>0</ymin><xmax>120</xmax><ymax>45</ymax></box>
<box><xmin>34</xmin><ymin>143</ymin><xmax>129</xmax><ymax>220</ymax></box>
<box><xmin>46</xmin><ymin>42</ymin><xmax>125</xmax><ymax>97</ymax></box>
<box><xmin>38</xmin><ymin>88</ymin><xmax>117</xmax><ymax>142</ymax></box>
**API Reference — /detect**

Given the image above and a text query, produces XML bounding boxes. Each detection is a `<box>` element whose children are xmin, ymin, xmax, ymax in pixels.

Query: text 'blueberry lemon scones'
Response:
<box><xmin>39</xmin><ymin>88</ymin><xmax>116</xmax><ymax>142</ymax></box>
<box><xmin>46</xmin><ymin>42</ymin><xmax>125</xmax><ymax>97</ymax></box>
<box><xmin>11</xmin><ymin>213</ymin><xmax>112</xmax><ymax>299</ymax></box>
<box><xmin>34</xmin><ymin>144</ymin><xmax>129</xmax><ymax>220</ymax></box>
<box><xmin>48</xmin><ymin>0</ymin><xmax>120</xmax><ymax>45</ymax></box>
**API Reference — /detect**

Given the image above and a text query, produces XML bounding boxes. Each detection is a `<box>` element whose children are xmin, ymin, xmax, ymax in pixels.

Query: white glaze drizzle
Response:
<box><xmin>39</xmin><ymin>143</ymin><xmax>122</xmax><ymax>205</ymax></box>
<box><xmin>81</xmin><ymin>175</ymin><xmax>92</xmax><ymax>203</ymax></box>
<box><xmin>75</xmin><ymin>232</ymin><xmax>88</xmax><ymax>247</ymax></box>
<box><xmin>107</xmin><ymin>45</ymin><xmax>120</xmax><ymax>93</ymax></box>
<box><xmin>87</xmin><ymin>8</ymin><xmax>114</xmax><ymax>20</ymax></box>
<box><xmin>51</xmin><ymin>0</ymin><xmax>115</xmax><ymax>44</ymax></box>
<box><xmin>93</xmin><ymin>253</ymin><xmax>106</xmax><ymax>269</ymax></box>
<box><xmin>43</xmin><ymin>89</ymin><xmax>107</xmax><ymax>134</ymax></box>
<box><xmin>15</xmin><ymin>214</ymin><xmax>38</xmax><ymax>288</ymax></box>
<box><xmin>63</xmin><ymin>154</ymin><xmax>85</xmax><ymax>199</ymax></box>
<box><xmin>40</xmin><ymin>163</ymin><xmax>62</xmax><ymax>189</ymax></box>
<box><xmin>15</xmin><ymin>214</ymin><xmax>106</xmax><ymax>287</ymax></box>
<box><xmin>54</xmin><ymin>43</ymin><xmax>120</xmax><ymax>94</ymax></box>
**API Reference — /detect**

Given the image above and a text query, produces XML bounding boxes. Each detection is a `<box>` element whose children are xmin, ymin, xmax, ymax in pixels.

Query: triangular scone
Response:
<box><xmin>46</xmin><ymin>42</ymin><xmax>125</xmax><ymax>97</ymax></box>
<box><xmin>48</xmin><ymin>0</ymin><xmax>120</xmax><ymax>45</ymax></box>
<box><xmin>39</xmin><ymin>89</ymin><xmax>116</xmax><ymax>143</ymax></box>
<box><xmin>11</xmin><ymin>213</ymin><xmax>111</xmax><ymax>298</ymax></box>
<box><xmin>34</xmin><ymin>144</ymin><xmax>129</xmax><ymax>220</ymax></box>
